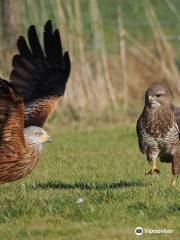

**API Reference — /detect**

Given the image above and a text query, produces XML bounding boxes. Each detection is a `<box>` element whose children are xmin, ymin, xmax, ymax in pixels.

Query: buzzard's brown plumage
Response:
<box><xmin>173</xmin><ymin>106</ymin><xmax>180</xmax><ymax>129</ymax></box>
<box><xmin>0</xmin><ymin>20</ymin><xmax>70</xmax><ymax>183</ymax></box>
<box><xmin>10</xmin><ymin>20</ymin><xmax>70</xmax><ymax>127</ymax></box>
<box><xmin>137</xmin><ymin>82</ymin><xmax>180</xmax><ymax>186</ymax></box>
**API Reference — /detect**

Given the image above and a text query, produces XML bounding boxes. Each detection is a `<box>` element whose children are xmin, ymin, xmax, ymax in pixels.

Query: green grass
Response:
<box><xmin>0</xmin><ymin>124</ymin><xmax>179</xmax><ymax>239</ymax></box>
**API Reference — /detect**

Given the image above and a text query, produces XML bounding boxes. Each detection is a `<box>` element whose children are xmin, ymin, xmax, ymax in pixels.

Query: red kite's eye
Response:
<box><xmin>34</xmin><ymin>131</ymin><xmax>42</xmax><ymax>136</ymax></box>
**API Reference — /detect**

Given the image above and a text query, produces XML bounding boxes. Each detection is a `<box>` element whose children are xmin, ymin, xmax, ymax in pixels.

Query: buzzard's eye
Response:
<box><xmin>156</xmin><ymin>94</ymin><xmax>162</xmax><ymax>97</ymax></box>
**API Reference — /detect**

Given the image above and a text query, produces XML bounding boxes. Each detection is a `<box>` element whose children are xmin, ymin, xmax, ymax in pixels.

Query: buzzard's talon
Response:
<box><xmin>145</xmin><ymin>168</ymin><xmax>161</xmax><ymax>176</ymax></box>
<box><xmin>171</xmin><ymin>176</ymin><xmax>177</xmax><ymax>186</ymax></box>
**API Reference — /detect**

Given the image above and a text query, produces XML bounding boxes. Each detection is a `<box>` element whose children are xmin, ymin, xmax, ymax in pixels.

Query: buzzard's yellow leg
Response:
<box><xmin>145</xmin><ymin>159</ymin><xmax>161</xmax><ymax>176</ymax></box>
<box><xmin>171</xmin><ymin>175</ymin><xmax>177</xmax><ymax>186</ymax></box>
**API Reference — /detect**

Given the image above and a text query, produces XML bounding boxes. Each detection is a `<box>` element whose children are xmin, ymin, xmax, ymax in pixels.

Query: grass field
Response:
<box><xmin>0</xmin><ymin>123</ymin><xmax>179</xmax><ymax>240</ymax></box>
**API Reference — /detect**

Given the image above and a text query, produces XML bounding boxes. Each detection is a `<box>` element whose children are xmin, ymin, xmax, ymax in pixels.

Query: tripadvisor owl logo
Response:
<box><xmin>135</xmin><ymin>227</ymin><xmax>144</xmax><ymax>235</ymax></box>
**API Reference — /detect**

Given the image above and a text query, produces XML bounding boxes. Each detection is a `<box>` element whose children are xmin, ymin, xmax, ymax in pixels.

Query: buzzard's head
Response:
<box><xmin>145</xmin><ymin>83</ymin><xmax>172</xmax><ymax>108</ymax></box>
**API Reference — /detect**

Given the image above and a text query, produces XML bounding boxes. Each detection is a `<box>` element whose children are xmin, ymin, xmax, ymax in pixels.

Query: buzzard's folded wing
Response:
<box><xmin>173</xmin><ymin>106</ymin><xmax>180</xmax><ymax>129</ymax></box>
<box><xmin>10</xmin><ymin>20</ymin><xmax>71</xmax><ymax>127</ymax></box>
<box><xmin>136</xmin><ymin>115</ymin><xmax>147</xmax><ymax>154</ymax></box>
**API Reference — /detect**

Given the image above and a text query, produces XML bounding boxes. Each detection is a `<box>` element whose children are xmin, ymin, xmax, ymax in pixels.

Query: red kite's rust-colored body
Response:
<box><xmin>0</xmin><ymin>20</ymin><xmax>70</xmax><ymax>184</ymax></box>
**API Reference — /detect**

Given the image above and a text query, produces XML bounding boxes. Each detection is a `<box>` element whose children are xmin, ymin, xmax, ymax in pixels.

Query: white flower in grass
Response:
<box><xmin>76</xmin><ymin>198</ymin><xmax>84</xmax><ymax>204</ymax></box>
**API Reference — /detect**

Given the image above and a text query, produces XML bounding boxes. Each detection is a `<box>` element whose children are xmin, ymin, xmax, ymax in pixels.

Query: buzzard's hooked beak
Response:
<box><xmin>148</xmin><ymin>95</ymin><xmax>160</xmax><ymax>107</ymax></box>
<box><xmin>148</xmin><ymin>95</ymin><xmax>155</xmax><ymax>101</ymax></box>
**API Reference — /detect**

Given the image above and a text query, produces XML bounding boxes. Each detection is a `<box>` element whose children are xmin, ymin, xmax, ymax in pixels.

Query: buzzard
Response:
<box><xmin>136</xmin><ymin>82</ymin><xmax>180</xmax><ymax>186</ymax></box>
<box><xmin>0</xmin><ymin>20</ymin><xmax>70</xmax><ymax>184</ymax></box>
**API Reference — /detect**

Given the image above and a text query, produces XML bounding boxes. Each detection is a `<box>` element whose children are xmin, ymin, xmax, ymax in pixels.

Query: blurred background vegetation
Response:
<box><xmin>1</xmin><ymin>0</ymin><xmax>180</xmax><ymax>123</ymax></box>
